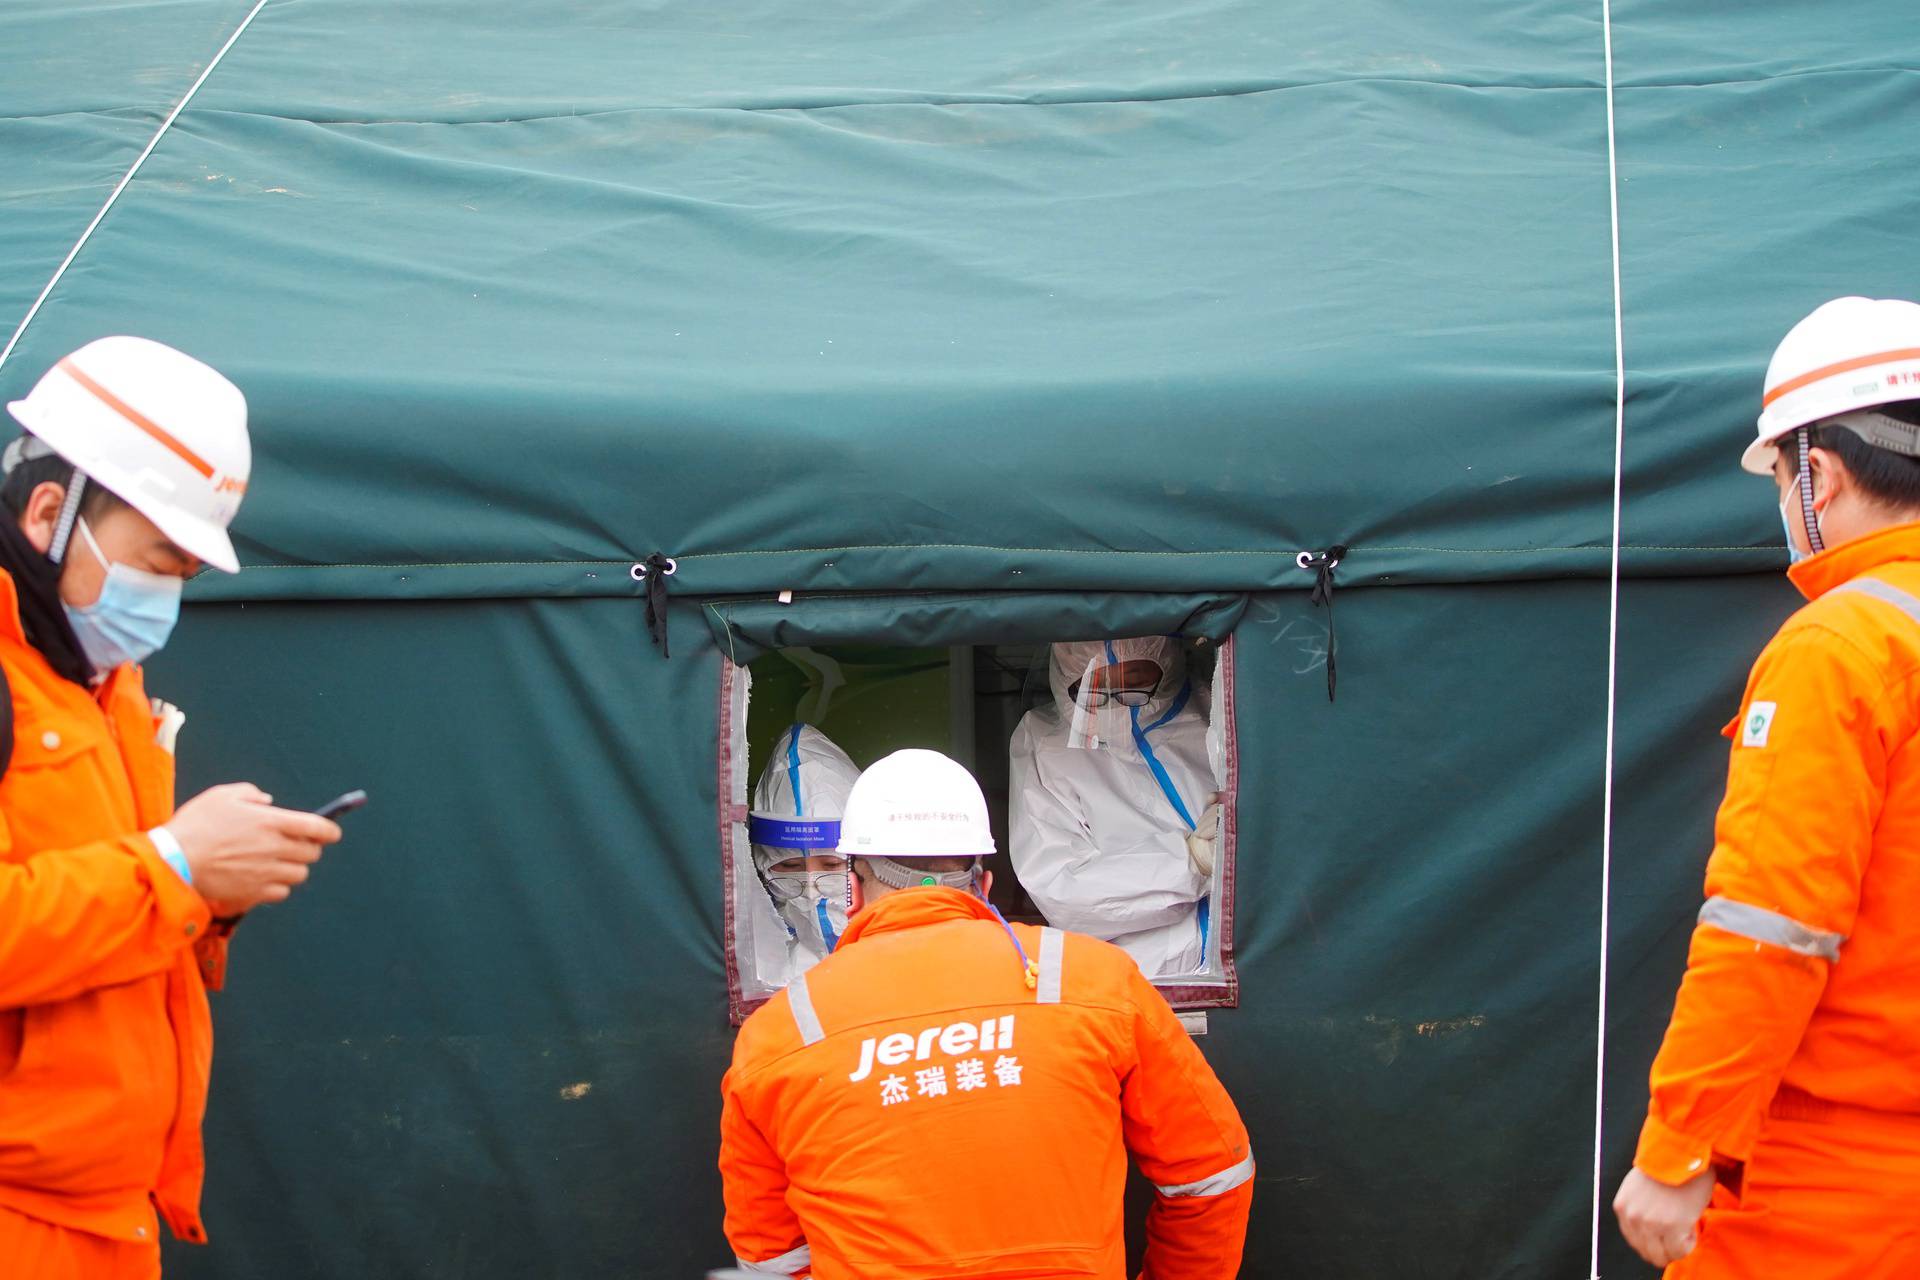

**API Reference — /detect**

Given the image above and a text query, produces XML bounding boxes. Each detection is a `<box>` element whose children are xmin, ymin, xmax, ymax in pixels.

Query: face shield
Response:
<box><xmin>1049</xmin><ymin>637</ymin><xmax>1186</xmax><ymax>754</ymax></box>
<box><xmin>750</xmin><ymin>725</ymin><xmax>860</xmax><ymax>956</ymax></box>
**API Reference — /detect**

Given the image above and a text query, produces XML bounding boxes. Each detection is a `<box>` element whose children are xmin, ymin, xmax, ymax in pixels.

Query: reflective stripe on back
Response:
<box><xmin>786</xmin><ymin>972</ymin><xmax>826</xmax><ymax>1044</ymax></box>
<box><xmin>1833</xmin><ymin>576</ymin><xmax>1920</xmax><ymax>628</ymax></box>
<box><xmin>735</xmin><ymin>1242</ymin><xmax>813</xmax><ymax>1275</ymax></box>
<box><xmin>1035</xmin><ymin>927</ymin><xmax>1065</xmax><ymax>1004</ymax></box>
<box><xmin>1156</xmin><ymin>1150</ymin><xmax>1256</xmax><ymax>1198</ymax></box>
<box><xmin>1699</xmin><ymin>896</ymin><xmax>1843</xmax><ymax>962</ymax></box>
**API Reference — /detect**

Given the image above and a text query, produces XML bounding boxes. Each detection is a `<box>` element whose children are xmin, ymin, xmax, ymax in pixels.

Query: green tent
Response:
<box><xmin>2</xmin><ymin>2</ymin><xmax>1914</xmax><ymax>1275</ymax></box>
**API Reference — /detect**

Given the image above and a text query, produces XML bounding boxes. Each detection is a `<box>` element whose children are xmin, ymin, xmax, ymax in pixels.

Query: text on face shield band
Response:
<box><xmin>747</xmin><ymin>816</ymin><xmax>843</xmax><ymax>848</ymax></box>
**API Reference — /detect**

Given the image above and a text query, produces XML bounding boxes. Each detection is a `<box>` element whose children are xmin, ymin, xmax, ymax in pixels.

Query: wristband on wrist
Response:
<box><xmin>147</xmin><ymin>826</ymin><xmax>192</xmax><ymax>887</ymax></box>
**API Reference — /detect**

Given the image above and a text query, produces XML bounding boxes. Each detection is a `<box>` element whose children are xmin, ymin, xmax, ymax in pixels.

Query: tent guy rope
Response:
<box><xmin>1591</xmin><ymin>0</ymin><xmax>1629</xmax><ymax>1274</ymax></box>
<box><xmin>0</xmin><ymin>0</ymin><xmax>274</xmax><ymax>375</ymax></box>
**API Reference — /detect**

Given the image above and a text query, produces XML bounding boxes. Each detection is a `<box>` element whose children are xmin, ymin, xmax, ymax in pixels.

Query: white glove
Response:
<box><xmin>1185</xmin><ymin>802</ymin><xmax>1221</xmax><ymax>878</ymax></box>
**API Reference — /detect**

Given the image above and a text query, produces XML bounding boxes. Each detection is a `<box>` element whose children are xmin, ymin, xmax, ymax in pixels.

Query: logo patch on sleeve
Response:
<box><xmin>1742</xmin><ymin>701</ymin><xmax>1777</xmax><ymax>748</ymax></box>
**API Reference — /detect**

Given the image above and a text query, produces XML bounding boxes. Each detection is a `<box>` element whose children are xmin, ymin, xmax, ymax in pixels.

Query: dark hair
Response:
<box><xmin>0</xmin><ymin>447</ymin><xmax>129</xmax><ymax>522</ymax></box>
<box><xmin>1809</xmin><ymin>400</ymin><xmax>1920</xmax><ymax>512</ymax></box>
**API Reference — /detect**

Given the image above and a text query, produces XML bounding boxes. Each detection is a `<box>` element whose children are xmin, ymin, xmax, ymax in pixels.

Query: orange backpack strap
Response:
<box><xmin>0</xmin><ymin>663</ymin><xmax>10</xmax><ymax>782</ymax></box>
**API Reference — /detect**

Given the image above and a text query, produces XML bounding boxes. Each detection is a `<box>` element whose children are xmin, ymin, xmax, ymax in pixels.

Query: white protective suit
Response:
<box><xmin>1008</xmin><ymin>637</ymin><xmax>1214</xmax><ymax>977</ymax></box>
<box><xmin>746</xmin><ymin>724</ymin><xmax>861</xmax><ymax>986</ymax></box>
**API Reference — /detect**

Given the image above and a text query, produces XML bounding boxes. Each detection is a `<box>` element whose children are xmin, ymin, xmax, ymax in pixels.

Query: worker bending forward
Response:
<box><xmin>1614</xmin><ymin>297</ymin><xmax>1920</xmax><ymax>1277</ymax></box>
<box><xmin>720</xmin><ymin>748</ymin><xmax>1252</xmax><ymax>1279</ymax></box>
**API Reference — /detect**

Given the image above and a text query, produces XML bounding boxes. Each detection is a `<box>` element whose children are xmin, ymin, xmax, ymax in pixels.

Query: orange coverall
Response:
<box><xmin>719</xmin><ymin>887</ymin><xmax>1253</xmax><ymax>1279</ymax></box>
<box><xmin>1636</xmin><ymin>522</ymin><xmax>1920</xmax><ymax>1278</ymax></box>
<box><xmin>0</xmin><ymin>571</ymin><xmax>228</xmax><ymax>1274</ymax></box>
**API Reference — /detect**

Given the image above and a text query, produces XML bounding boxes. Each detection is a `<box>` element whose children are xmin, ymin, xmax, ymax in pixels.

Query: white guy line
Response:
<box><xmin>0</xmin><ymin>0</ymin><xmax>274</xmax><ymax>373</ymax></box>
<box><xmin>1591</xmin><ymin>0</ymin><xmax>1629</xmax><ymax>1275</ymax></box>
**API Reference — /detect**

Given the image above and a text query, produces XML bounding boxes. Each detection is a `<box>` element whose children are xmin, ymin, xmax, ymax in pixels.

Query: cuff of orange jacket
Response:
<box><xmin>133</xmin><ymin>832</ymin><xmax>212</xmax><ymax>947</ymax></box>
<box><xmin>1634</xmin><ymin>1113</ymin><xmax>1722</xmax><ymax>1186</ymax></box>
<box><xmin>194</xmin><ymin>931</ymin><xmax>232</xmax><ymax>991</ymax></box>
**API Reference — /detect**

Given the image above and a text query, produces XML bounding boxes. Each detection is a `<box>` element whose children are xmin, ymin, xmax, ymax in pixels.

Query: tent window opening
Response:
<box><xmin>721</xmin><ymin>637</ymin><xmax>1238</xmax><ymax>1022</ymax></box>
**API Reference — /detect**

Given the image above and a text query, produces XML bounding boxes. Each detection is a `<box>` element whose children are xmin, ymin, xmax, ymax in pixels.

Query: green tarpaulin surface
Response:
<box><xmin>1</xmin><ymin>2</ymin><xmax>1915</xmax><ymax>1276</ymax></box>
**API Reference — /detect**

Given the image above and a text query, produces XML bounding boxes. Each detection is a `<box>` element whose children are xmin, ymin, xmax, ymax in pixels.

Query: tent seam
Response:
<box><xmin>2</xmin><ymin>62</ymin><xmax>1911</xmax><ymax>129</ymax></box>
<box><xmin>206</xmin><ymin>543</ymin><xmax>1783</xmax><ymax>573</ymax></box>
<box><xmin>208</xmin><ymin>544</ymin><xmax>1780</xmax><ymax>572</ymax></box>
<box><xmin>0</xmin><ymin>0</ymin><xmax>275</xmax><ymax>374</ymax></box>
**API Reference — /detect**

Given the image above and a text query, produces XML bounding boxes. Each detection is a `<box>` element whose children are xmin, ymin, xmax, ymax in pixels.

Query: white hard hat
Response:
<box><xmin>7</xmin><ymin>336</ymin><xmax>251</xmax><ymax>571</ymax></box>
<box><xmin>1745</xmin><ymin>296</ymin><xmax>1920</xmax><ymax>475</ymax></box>
<box><xmin>836</xmin><ymin>748</ymin><xmax>997</xmax><ymax>859</ymax></box>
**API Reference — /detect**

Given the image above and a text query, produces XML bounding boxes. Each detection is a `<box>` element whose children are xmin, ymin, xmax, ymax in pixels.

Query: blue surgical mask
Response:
<box><xmin>1780</xmin><ymin>496</ymin><xmax>1807</xmax><ymax>564</ymax></box>
<box><xmin>63</xmin><ymin>519</ymin><xmax>183</xmax><ymax>675</ymax></box>
<box><xmin>1780</xmin><ymin>478</ymin><xmax>1825</xmax><ymax>566</ymax></box>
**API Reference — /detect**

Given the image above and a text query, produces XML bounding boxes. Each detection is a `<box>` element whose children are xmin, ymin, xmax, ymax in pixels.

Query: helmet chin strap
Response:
<box><xmin>1797</xmin><ymin>428</ymin><xmax>1825</xmax><ymax>555</ymax></box>
<box><xmin>47</xmin><ymin>467</ymin><xmax>87</xmax><ymax>566</ymax></box>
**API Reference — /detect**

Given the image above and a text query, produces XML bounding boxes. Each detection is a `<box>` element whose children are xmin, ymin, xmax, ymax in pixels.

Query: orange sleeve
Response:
<box><xmin>718</xmin><ymin>1057</ymin><xmax>811</xmax><ymax>1277</ymax></box>
<box><xmin>0</xmin><ymin>813</ymin><xmax>211</xmax><ymax>1009</ymax></box>
<box><xmin>1119</xmin><ymin>966</ymin><xmax>1253</xmax><ymax>1280</ymax></box>
<box><xmin>1637</xmin><ymin>625</ymin><xmax>1888</xmax><ymax>1183</ymax></box>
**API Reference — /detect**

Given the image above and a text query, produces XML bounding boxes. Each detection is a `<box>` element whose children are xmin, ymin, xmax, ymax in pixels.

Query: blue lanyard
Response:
<box><xmin>1132</xmin><ymin>684</ymin><xmax>1197</xmax><ymax>831</ymax></box>
<box><xmin>1100</xmin><ymin>641</ymin><xmax>1197</xmax><ymax>831</ymax></box>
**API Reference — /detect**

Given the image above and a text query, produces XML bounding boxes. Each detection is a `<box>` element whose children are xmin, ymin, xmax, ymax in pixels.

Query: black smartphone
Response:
<box><xmin>313</xmin><ymin>790</ymin><xmax>368</xmax><ymax>821</ymax></box>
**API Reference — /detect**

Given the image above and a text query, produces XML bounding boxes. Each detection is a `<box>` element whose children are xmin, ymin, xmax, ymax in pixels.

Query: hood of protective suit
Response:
<box><xmin>751</xmin><ymin>724</ymin><xmax>860</xmax><ymax>960</ymax></box>
<box><xmin>1048</xmin><ymin>636</ymin><xmax>1188</xmax><ymax>752</ymax></box>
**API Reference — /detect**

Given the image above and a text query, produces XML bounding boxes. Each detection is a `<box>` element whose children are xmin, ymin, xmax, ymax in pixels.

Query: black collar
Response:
<box><xmin>0</xmin><ymin>517</ymin><xmax>91</xmax><ymax>686</ymax></box>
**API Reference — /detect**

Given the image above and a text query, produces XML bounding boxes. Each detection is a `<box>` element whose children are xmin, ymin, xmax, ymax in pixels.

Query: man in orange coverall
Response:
<box><xmin>719</xmin><ymin>748</ymin><xmax>1252</xmax><ymax>1279</ymax></box>
<box><xmin>1614</xmin><ymin>296</ymin><xmax>1920</xmax><ymax>1276</ymax></box>
<box><xmin>0</xmin><ymin>337</ymin><xmax>341</xmax><ymax>1278</ymax></box>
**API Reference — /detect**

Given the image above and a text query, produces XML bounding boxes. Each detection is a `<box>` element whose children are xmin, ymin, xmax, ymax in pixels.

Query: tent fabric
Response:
<box><xmin>137</xmin><ymin>575</ymin><xmax>1779</xmax><ymax>1279</ymax></box>
<box><xmin>6</xmin><ymin>4</ymin><xmax>1912</xmax><ymax>598</ymax></box>
<box><xmin>0</xmin><ymin>3</ymin><xmax>1916</xmax><ymax>1278</ymax></box>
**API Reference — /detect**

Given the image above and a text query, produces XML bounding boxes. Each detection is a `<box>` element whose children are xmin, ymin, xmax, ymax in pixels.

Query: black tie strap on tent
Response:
<box><xmin>635</xmin><ymin>553</ymin><xmax>677</xmax><ymax>657</ymax></box>
<box><xmin>1299</xmin><ymin>544</ymin><xmax>1347</xmax><ymax>702</ymax></box>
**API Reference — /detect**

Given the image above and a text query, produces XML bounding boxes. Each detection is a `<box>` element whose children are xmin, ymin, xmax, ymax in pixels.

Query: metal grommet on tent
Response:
<box><xmin>1295</xmin><ymin>551</ymin><xmax>1315</xmax><ymax>570</ymax></box>
<box><xmin>631</xmin><ymin>557</ymin><xmax>678</xmax><ymax>580</ymax></box>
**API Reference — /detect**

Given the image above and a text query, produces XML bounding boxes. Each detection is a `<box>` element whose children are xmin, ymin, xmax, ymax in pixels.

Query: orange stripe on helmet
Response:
<box><xmin>57</xmin><ymin>357</ymin><xmax>216</xmax><ymax>480</ymax></box>
<box><xmin>1763</xmin><ymin>346</ymin><xmax>1920</xmax><ymax>408</ymax></box>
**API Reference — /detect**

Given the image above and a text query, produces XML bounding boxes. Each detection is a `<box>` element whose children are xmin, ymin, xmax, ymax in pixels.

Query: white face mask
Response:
<box><xmin>763</xmin><ymin>867</ymin><xmax>851</xmax><ymax>955</ymax></box>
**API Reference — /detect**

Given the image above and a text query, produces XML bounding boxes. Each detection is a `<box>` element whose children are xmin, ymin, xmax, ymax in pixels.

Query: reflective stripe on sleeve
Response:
<box><xmin>735</xmin><ymin>1242</ymin><xmax>812</xmax><ymax>1275</ymax></box>
<box><xmin>1155</xmin><ymin>1151</ymin><xmax>1255</xmax><ymax>1199</ymax></box>
<box><xmin>1834</xmin><ymin>577</ymin><xmax>1920</xmax><ymax>627</ymax></box>
<box><xmin>787</xmin><ymin>973</ymin><xmax>825</xmax><ymax>1045</ymax></box>
<box><xmin>1036</xmin><ymin>926</ymin><xmax>1065</xmax><ymax>1004</ymax></box>
<box><xmin>1698</xmin><ymin>896</ymin><xmax>1843</xmax><ymax>962</ymax></box>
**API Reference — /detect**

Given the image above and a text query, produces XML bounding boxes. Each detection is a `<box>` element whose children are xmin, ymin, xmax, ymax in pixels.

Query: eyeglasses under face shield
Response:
<box><xmin>1066</xmin><ymin>656</ymin><xmax>1165</xmax><ymax>709</ymax></box>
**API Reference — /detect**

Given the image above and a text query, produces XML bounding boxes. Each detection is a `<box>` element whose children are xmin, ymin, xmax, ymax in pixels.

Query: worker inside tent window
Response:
<box><xmin>746</xmin><ymin>724</ymin><xmax>860</xmax><ymax>986</ymax></box>
<box><xmin>1008</xmin><ymin>637</ymin><xmax>1219</xmax><ymax>978</ymax></box>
